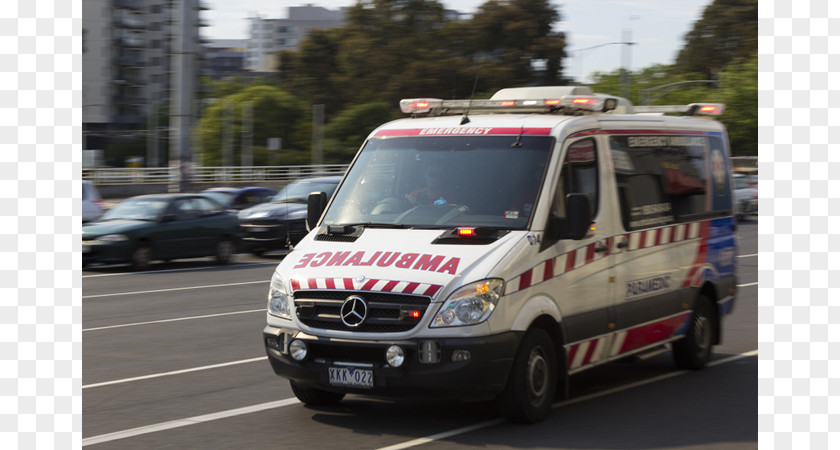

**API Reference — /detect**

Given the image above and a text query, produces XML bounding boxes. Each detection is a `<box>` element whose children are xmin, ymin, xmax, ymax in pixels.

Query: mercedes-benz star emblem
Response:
<box><xmin>340</xmin><ymin>296</ymin><xmax>368</xmax><ymax>328</ymax></box>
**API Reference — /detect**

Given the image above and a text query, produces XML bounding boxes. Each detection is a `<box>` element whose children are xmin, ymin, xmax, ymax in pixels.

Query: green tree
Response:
<box><xmin>195</xmin><ymin>86</ymin><xmax>308</xmax><ymax>166</ymax></box>
<box><xmin>714</xmin><ymin>53</ymin><xmax>758</xmax><ymax>156</ymax></box>
<box><xmin>673</xmin><ymin>0</ymin><xmax>758</xmax><ymax>78</ymax></box>
<box><xmin>465</xmin><ymin>0</ymin><xmax>566</xmax><ymax>87</ymax></box>
<box><xmin>323</xmin><ymin>102</ymin><xmax>400</xmax><ymax>162</ymax></box>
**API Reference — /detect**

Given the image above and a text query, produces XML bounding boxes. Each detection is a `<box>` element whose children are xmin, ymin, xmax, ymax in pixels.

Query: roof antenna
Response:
<box><xmin>460</xmin><ymin>75</ymin><xmax>478</xmax><ymax>125</ymax></box>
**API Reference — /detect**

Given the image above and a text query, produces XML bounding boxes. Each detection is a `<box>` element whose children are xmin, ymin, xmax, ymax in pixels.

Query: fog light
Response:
<box><xmin>265</xmin><ymin>336</ymin><xmax>282</xmax><ymax>351</ymax></box>
<box><xmin>289</xmin><ymin>339</ymin><xmax>308</xmax><ymax>361</ymax></box>
<box><xmin>451</xmin><ymin>349</ymin><xmax>471</xmax><ymax>362</ymax></box>
<box><xmin>385</xmin><ymin>345</ymin><xmax>405</xmax><ymax>367</ymax></box>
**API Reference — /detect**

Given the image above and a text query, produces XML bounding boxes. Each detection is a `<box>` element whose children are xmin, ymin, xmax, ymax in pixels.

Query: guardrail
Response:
<box><xmin>82</xmin><ymin>164</ymin><xmax>349</xmax><ymax>185</ymax></box>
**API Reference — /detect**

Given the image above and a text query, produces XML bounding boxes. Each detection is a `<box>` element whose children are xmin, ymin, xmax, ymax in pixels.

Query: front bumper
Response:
<box><xmin>263</xmin><ymin>326</ymin><xmax>521</xmax><ymax>400</ymax></box>
<box><xmin>240</xmin><ymin>220</ymin><xmax>306</xmax><ymax>250</ymax></box>
<box><xmin>82</xmin><ymin>240</ymin><xmax>132</xmax><ymax>265</ymax></box>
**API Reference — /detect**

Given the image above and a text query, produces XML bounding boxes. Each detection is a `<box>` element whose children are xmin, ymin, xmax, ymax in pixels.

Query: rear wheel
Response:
<box><xmin>290</xmin><ymin>381</ymin><xmax>345</xmax><ymax>406</ymax></box>
<box><xmin>130</xmin><ymin>244</ymin><xmax>152</xmax><ymax>271</ymax></box>
<box><xmin>215</xmin><ymin>239</ymin><xmax>234</xmax><ymax>265</ymax></box>
<box><xmin>673</xmin><ymin>296</ymin><xmax>715</xmax><ymax>369</ymax></box>
<box><xmin>499</xmin><ymin>328</ymin><xmax>557</xmax><ymax>423</ymax></box>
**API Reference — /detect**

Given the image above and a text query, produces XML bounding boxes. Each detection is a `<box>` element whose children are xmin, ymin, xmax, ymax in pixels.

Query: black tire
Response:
<box><xmin>130</xmin><ymin>244</ymin><xmax>152</xmax><ymax>271</ymax></box>
<box><xmin>499</xmin><ymin>328</ymin><xmax>557</xmax><ymax>424</ymax></box>
<box><xmin>215</xmin><ymin>238</ymin><xmax>234</xmax><ymax>265</ymax></box>
<box><xmin>673</xmin><ymin>296</ymin><xmax>715</xmax><ymax>370</ymax></box>
<box><xmin>290</xmin><ymin>381</ymin><xmax>345</xmax><ymax>406</ymax></box>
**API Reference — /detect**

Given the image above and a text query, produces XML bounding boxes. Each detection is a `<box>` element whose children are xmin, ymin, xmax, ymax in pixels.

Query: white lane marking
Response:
<box><xmin>738</xmin><ymin>282</ymin><xmax>758</xmax><ymax>287</ymax></box>
<box><xmin>82</xmin><ymin>350</ymin><xmax>758</xmax><ymax>448</ymax></box>
<box><xmin>83</xmin><ymin>280</ymin><xmax>267</xmax><ymax>299</ymax></box>
<box><xmin>83</xmin><ymin>261</ymin><xmax>277</xmax><ymax>278</ymax></box>
<box><xmin>83</xmin><ymin>309</ymin><xmax>266</xmax><ymax>332</ymax></box>
<box><xmin>82</xmin><ymin>357</ymin><xmax>268</xmax><ymax>389</ymax></box>
<box><xmin>737</xmin><ymin>253</ymin><xmax>757</xmax><ymax>258</ymax></box>
<box><xmin>82</xmin><ymin>398</ymin><xmax>300</xmax><ymax>447</ymax></box>
<box><xmin>377</xmin><ymin>350</ymin><xmax>758</xmax><ymax>450</ymax></box>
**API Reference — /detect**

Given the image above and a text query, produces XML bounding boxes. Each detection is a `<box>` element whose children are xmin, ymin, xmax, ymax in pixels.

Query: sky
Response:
<box><xmin>202</xmin><ymin>0</ymin><xmax>715</xmax><ymax>83</ymax></box>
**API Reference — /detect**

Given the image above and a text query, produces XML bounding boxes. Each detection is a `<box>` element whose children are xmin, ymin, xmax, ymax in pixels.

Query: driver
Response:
<box><xmin>407</xmin><ymin>164</ymin><xmax>458</xmax><ymax>206</ymax></box>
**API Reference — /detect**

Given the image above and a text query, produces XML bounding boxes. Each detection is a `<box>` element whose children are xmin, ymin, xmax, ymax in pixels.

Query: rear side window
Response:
<box><xmin>611</xmin><ymin>134</ymin><xmax>721</xmax><ymax>231</ymax></box>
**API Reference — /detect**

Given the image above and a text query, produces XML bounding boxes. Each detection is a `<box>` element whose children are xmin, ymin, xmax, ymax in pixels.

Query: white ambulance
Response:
<box><xmin>263</xmin><ymin>86</ymin><xmax>738</xmax><ymax>423</ymax></box>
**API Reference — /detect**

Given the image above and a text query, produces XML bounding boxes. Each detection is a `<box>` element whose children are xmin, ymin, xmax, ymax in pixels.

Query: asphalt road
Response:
<box><xmin>82</xmin><ymin>217</ymin><xmax>758</xmax><ymax>449</ymax></box>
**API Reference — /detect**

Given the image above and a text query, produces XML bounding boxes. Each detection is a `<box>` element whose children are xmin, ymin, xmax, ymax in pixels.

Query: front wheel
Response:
<box><xmin>130</xmin><ymin>244</ymin><xmax>152</xmax><ymax>271</ymax></box>
<box><xmin>290</xmin><ymin>381</ymin><xmax>345</xmax><ymax>406</ymax></box>
<box><xmin>498</xmin><ymin>328</ymin><xmax>557</xmax><ymax>423</ymax></box>
<box><xmin>215</xmin><ymin>238</ymin><xmax>234</xmax><ymax>265</ymax></box>
<box><xmin>673</xmin><ymin>296</ymin><xmax>715</xmax><ymax>369</ymax></box>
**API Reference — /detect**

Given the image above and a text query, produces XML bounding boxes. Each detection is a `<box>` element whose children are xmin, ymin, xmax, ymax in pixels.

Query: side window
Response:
<box><xmin>552</xmin><ymin>138</ymin><xmax>599</xmax><ymax>218</ymax></box>
<box><xmin>611</xmin><ymin>135</ymin><xmax>711</xmax><ymax>231</ymax></box>
<box><xmin>194</xmin><ymin>197</ymin><xmax>223</xmax><ymax>216</ymax></box>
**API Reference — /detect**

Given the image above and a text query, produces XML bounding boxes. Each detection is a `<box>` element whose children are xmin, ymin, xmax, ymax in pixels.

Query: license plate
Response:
<box><xmin>252</xmin><ymin>227</ymin><xmax>267</xmax><ymax>233</ymax></box>
<box><xmin>328</xmin><ymin>367</ymin><xmax>373</xmax><ymax>389</ymax></box>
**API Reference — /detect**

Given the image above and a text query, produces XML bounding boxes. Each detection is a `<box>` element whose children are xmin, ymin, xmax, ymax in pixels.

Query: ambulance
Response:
<box><xmin>262</xmin><ymin>86</ymin><xmax>737</xmax><ymax>423</ymax></box>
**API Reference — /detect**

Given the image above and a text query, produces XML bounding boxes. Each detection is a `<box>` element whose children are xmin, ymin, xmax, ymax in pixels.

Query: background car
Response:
<box><xmin>199</xmin><ymin>186</ymin><xmax>279</xmax><ymax>213</ymax></box>
<box><xmin>83</xmin><ymin>180</ymin><xmax>104</xmax><ymax>223</ymax></box>
<box><xmin>83</xmin><ymin>193</ymin><xmax>241</xmax><ymax>270</ymax></box>
<box><xmin>237</xmin><ymin>176</ymin><xmax>341</xmax><ymax>255</ymax></box>
<box><xmin>734</xmin><ymin>173</ymin><xmax>758</xmax><ymax>221</ymax></box>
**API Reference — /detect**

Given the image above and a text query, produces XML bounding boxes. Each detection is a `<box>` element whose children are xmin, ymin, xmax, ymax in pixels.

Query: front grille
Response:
<box><xmin>294</xmin><ymin>290</ymin><xmax>431</xmax><ymax>333</ymax></box>
<box><xmin>314</xmin><ymin>234</ymin><xmax>359</xmax><ymax>242</ymax></box>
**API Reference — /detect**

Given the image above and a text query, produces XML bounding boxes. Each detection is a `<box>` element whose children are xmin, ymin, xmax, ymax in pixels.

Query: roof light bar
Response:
<box><xmin>400</xmin><ymin>98</ymin><xmax>443</xmax><ymax>114</ymax></box>
<box><xmin>689</xmin><ymin>103</ymin><xmax>725</xmax><ymax>115</ymax></box>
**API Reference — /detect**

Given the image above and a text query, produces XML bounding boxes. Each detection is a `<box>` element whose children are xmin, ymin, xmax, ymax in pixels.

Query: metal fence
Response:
<box><xmin>82</xmin><ymin>164</ymin><xmax>349</xmax><ymax>185</ymax></box>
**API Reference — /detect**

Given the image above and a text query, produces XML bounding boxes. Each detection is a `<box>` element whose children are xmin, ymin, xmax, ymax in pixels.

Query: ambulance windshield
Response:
<box><xmin>322</xmin><ymin>135</ymin><xmax>553</xmax><ymax>229</ymax></box>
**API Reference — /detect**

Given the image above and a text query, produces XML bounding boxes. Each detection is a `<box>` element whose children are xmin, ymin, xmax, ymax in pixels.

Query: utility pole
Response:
<box><xmin>311</xmin><ymin>104</ymin><xmax>324</xmax><ymax>167</ymax></box>
<box><xmin>169</xmin><ymin>0</ymin><xmax>195</xmax><ymax>193</ymax></box>
<box><xmin>242</xmin><ymin>101</ymin><xmax>253</xmax><ymax>167</ymax></box>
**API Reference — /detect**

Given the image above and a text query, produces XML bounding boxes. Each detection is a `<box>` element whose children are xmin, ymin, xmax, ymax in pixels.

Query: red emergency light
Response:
<box><xmin>457</xmin><ymin>227</ymin><xmax>476</xmax><ymax>237</ymax></box>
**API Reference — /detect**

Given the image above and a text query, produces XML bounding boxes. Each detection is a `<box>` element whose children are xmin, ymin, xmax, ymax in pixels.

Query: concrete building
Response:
<box><xmin>82</xmin><ymin>0</ymin><xmax>207</xmax><ymax>166</ymax></box>
<box><xmin>203</xmin><ymin>39</ymin><xmax>248</xmax><ymax>78</ymax></box>
<box><xmin>246</xmin><ymin>5</ymin><xmax>346</xmax><ymax>72</ymax></box>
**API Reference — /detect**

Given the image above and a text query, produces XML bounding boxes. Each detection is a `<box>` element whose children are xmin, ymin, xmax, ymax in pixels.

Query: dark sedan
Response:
<box><xmin>83</xmin><ymin>193</ymin><xmax>241</xmax><ymax>270</ymax></box>
<box><xmin>237</xmin><ymin>176</ymin><xmax>341</xmax><ymax>255</ymax></box>
<box><xmin>199</xmin><ymin>186</ymin><xmax>278</xmax><ymax>212</ymax></box>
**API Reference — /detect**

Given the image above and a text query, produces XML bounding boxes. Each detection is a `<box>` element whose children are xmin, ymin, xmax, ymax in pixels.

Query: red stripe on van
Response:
<box><xmin>519</xmin><ymin>269</ymin><xmax>533</xmax><ymax>291</ymax></box>
<box><xmin>565</xmin><ymin>249</ymin><xmax>577</xmax><ymax>273</ymax></box>
<box><xmin>423</xmin><ymin>285</ymin><xmax>442</xmax><ymax>297</ymax></box>
<box><xmin>619</xmin><ymin>313</ymin><xmax>690</xmax><ymax>354</ymax></box>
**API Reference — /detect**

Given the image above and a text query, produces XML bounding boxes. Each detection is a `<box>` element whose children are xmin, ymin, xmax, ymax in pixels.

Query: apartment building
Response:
<box><xmin>246</xmin><ymin>5</ymin><xmax>346</xmax><ymax>72</ymax></box>
<box><xmin>82</xmin><ymin>0</ymin><xmax>206</xmax><ymax>165</ymax></box>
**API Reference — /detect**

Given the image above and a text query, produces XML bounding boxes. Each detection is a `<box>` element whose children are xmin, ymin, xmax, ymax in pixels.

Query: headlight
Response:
<box><xmin>268</xmin><ymin>272</ymin><xmax>293</xmax><ymax>319</ymax></box>
<box><xmin>431</xmin><ymin>279</ymin><xmax>504</xmax><ymax>328</ymax></box>
<box><xmin>98</xmin><ymin>234</ymin><xmax>129</xmax><ymax>242</ymax></box>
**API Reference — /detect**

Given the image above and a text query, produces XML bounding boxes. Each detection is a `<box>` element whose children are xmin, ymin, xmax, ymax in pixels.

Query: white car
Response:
<box><xmin>83</xmin><ymin>180</ymin><xmax>104</xmax><ymax>223</ymax></box>
<box><xmin>733</xmin><ymin>173</ymin><xmax>758</xmax><ymax>221</ymax></box>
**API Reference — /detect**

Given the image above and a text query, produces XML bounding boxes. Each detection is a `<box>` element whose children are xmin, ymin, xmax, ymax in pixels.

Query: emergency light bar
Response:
<box><xmin>633</xmin><ymin>103</ymin><xmax>725</xmax><ymax>116</ymax></box>
<box><xmin>399</xmin><ymin>94</ymin><xmax>624</xmax><ymax>116</ymax></box>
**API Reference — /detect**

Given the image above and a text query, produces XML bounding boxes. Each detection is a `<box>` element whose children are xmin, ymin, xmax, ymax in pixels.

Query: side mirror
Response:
<box><xmin>548</xmin><ymin>193</ymin><xmax>592</xmax><ymax>241</ymax></box>
<box><xmin>306</xmin><ymin>191</ymin><xmax>327</xmax><ymax>231</ymax></box>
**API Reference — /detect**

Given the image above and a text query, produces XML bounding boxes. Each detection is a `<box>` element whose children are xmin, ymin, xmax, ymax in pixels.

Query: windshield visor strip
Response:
<box><xmin>374</xmin><ymin>127</ymin><xmax>553</xmax><ymax>137</ymax></box>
